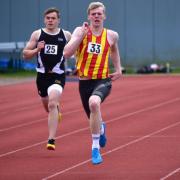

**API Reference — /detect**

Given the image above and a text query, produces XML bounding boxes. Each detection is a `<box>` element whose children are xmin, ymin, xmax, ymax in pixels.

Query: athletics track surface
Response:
<box><xmin>0</xmin><ymin>75</ymin><xmax>179</xmax><ymax>180</ymax></box>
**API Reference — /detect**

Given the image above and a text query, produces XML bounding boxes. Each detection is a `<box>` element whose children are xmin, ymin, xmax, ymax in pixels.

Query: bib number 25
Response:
<box><xmin>44</xmin><ymin>44</ymin><xmax>58</xmax><ymax>55</ymax></box>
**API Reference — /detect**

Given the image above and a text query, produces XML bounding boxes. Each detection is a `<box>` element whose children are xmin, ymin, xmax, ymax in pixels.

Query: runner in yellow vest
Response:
<box><xmin>64</xmin><ymin>2</ymin><xmax>122</xmax><ymax>164</ymax></box>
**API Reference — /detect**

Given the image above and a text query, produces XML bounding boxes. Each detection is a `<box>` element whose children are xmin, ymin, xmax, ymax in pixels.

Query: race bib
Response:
<box><xmin>87</xmin><ymin>42</ymin><xmax>102</xmax><ymax>54</ymax></box>
<box><xmin>44</xmin><ymin>44</ymin><xmax>58</xmax><ymax>55</ymax></box>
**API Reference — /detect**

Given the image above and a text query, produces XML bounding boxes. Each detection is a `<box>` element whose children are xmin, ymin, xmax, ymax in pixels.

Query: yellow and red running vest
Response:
<box><xmin>76</xmin><ymin>28</ymin><xmax>110</xmax><ymax>79</ymax></box>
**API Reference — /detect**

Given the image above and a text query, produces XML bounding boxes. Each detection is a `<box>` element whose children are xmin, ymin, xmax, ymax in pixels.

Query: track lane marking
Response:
<box><xmin>0</xmin><ymin>98</ymin><xmax>179</xmax><ymax>158</ymax></box>
<box><xmin>0</xmin><ymin>93</ymin><xmax>145</xmax><ymax>132</ymax></box>
<box><xmin>160</xmin><ymin>168</ymin><xmax>180</xmax><ymax>180</ymax></box>
<box><xmin>0</xmin><ymin>109</ymin><xmax>82</xmax><ymax>132</ymax></box>
<box><xmin>42</xmin><ymin>121</ymin><xmax>180</xmax><ymax>180</ymax></box>
<box><xmin>0</xmin><ymin>95</ymin><xmax>179</xmax><ymax>132</ymax></box>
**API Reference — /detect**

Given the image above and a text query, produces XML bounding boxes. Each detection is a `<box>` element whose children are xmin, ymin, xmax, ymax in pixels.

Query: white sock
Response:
<box><xmin>92</xmin><ymin>134</ymin><xmax>100</xmax><ymax>149</ymax></box>
<box><xmin>100</xmin><ymin>123</ymin><xmax>104</xmax><ymax>135</ymax></box>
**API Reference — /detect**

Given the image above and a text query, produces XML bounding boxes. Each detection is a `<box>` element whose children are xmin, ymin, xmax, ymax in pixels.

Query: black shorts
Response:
<box><xmin>79</xmin><ymin>78</ymin><xmax>112</xmax><ymax>118</ymax></box>
<box><xmin>36</xmin><ymin>72</ymin><xmax>65</xmax><ymax>97</ymax></box>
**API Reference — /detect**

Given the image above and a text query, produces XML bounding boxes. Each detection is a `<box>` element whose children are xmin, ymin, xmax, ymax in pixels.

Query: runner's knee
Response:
<box><xmin>48</xmin><ymin>100</ymin><xmax>58</xmax><ymax>112</ymax></box>
<box><xmin>89</xmin><ymin>97</ymin><xmax>101</xmax><ymax>113</ymax></box>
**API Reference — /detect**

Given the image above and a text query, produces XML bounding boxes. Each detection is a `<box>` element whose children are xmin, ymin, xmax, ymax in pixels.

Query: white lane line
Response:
<box><xmin>106</xmin><ymin>98</ymin><xmax>180</xmax><ymax>125</ymax></box>
<box><xmin>160</xmin><ymin>168</ymin><xmax>180</xmax><ymax>180</ymax></box>
<box><xmin>42</xmin><ymin>121</ymin><xmax>180</xmax><ymax>180</ymax></box>
<box><xmin>0</xmin><ymin>93</ymin><xmax>149</xmax><ymax>132</ymax></box>
<box><xmin>0</xmin><ymin>118</ymin><xmax>46</xmax><ymax>132</ymax></box>
<box><xmin>0</xmin><ymin>102</ymin><xmax>39</xmax><ymax>115</ymax></box>
<box><xmin>0</xmin><ymin>127</ymin><xmax>88</xmax><ymax>158</ymax></box>
<box><xmin>0</xmin><ymin>98</ymin><xmax>179</xmax><ymax>158</ymax></box>
<box><xmin>0</xmin><ymin>109</ymin><xmax>82</xmax><ymax>132</ymax></box>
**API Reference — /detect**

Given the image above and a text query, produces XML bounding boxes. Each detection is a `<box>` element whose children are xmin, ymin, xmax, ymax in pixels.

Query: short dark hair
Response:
<box><xmin>44</xmin><ymin>7</ymin><xmax>60</xmax><ymax>18</ymax></box>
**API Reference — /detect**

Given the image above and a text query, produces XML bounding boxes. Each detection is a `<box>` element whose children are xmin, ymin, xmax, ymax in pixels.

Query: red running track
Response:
<box><xmin>0</xmin><ymin>75</ymin><xmax>180</xmax><ymax>180</ymax></box>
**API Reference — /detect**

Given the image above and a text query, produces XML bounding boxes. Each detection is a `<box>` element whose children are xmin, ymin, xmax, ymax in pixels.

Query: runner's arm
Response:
<box><xmin>63</xmin><ymin>22</ymin><xmax>89</xmax><ymax>58</ymax></box>
<box><xmin>23</xmin><ymin>30</ymin><xmax>43</xmax><ymax>60</ymax></box>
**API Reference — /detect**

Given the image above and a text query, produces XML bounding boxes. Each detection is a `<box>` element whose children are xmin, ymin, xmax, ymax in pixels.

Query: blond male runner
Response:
<box><xmin>64</xmin><ymin>2</ymin><xmax>122</xmax><ymax>164</ymax></box>
<box><xmin>23</xmin><ymin>7</ymin><xmax>71</xmax><ymax>150</ymax></box>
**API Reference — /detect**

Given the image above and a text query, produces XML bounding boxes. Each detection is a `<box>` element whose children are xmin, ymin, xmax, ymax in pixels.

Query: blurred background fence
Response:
<box><xmin>0</xmin><ymin>0</ymin><xmax>180</xmax><ymax>73</ymax></box>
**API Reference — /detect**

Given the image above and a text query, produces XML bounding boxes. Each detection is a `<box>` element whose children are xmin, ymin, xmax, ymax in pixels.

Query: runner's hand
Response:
<box><xmin>81</xmin><ymin>22</ymin><xmax>89</xmax><ymax>35</ymax></box>
<box><xmin>109</xmin><ymin>71</ymin><xmax>122</xmax><ymax>81</ymax></box>
<box><xmin>37</xmin><ymin>41</ymin><xmax>45</xmax><ymax>52</ymax></box>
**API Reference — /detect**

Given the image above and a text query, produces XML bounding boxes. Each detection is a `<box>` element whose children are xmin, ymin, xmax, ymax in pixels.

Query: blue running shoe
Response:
<box><xmin>92</xmin><ymin>148</ymin><xmax>103</xmax><ymax>165</ymax></box>
<box><xmin>99</xmin><ymin>122</ymin><xmax>107</xmax><ymax>148</ymax></box>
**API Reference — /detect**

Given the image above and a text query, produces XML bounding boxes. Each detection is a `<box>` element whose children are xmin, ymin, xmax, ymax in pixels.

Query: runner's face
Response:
<box><xmin>88</xmin><ymin>7</ymin><xmax>105</xmax><ymax>28</ymax></box>
<box><xmin>44</xmin><ymin>12</ymin><xmax>59</xmax><ymax>30</ymax></box>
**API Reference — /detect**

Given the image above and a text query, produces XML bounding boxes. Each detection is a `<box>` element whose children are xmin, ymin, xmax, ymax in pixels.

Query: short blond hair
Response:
<box><xmin>87</xmin><ymin>2</ymin><xmax>106</xmax><ymax>15</ymax></box>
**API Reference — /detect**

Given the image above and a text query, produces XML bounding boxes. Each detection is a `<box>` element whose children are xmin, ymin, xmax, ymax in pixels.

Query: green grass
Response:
<box><xmin>0</xmin><ymin>70</ymin><xmax>36</xmax><ymax>78</ymax></box>
<box><xmin>0</xmin><ymin>66</ymin><xmax>179</xmax><ymax>79</ymax></box>
<box><xmin>171</xmin><ymin>67</ymin><xmax>180</xmax><ymax>74</ymax></box>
